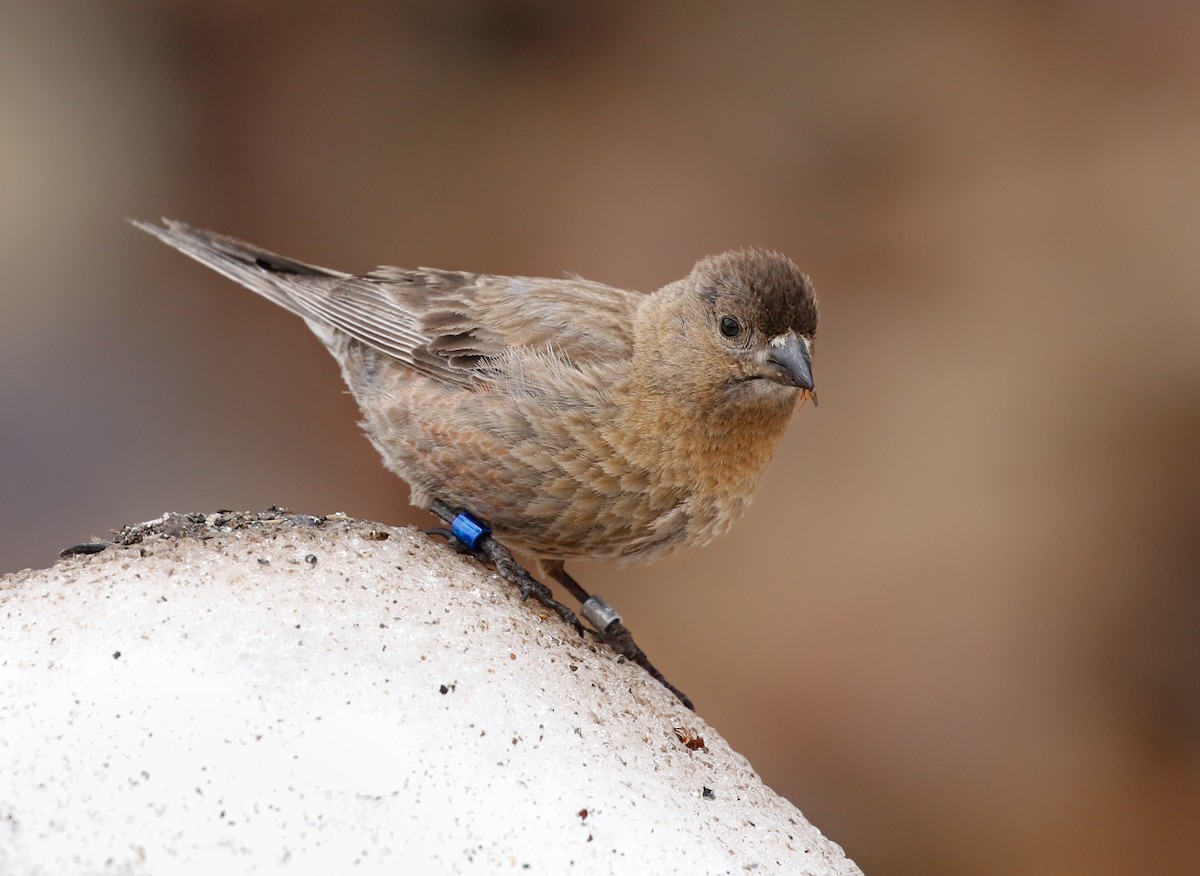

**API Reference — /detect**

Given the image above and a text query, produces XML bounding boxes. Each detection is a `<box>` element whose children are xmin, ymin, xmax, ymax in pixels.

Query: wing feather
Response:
<box><xmin>134</xmin><ymin>220</ymin><xmax>639</xmax><ymax>388</ymax></box>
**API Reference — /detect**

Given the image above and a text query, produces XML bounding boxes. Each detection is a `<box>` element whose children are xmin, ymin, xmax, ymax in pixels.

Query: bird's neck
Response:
<box><xmin>616</xmin><ymin>297</ymin><xmax>797</xmax><ymax>536</ymax></box>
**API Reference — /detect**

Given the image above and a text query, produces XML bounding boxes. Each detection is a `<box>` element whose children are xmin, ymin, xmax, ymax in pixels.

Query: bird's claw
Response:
<box><xmin>524</xmin><ymin>584</ymin><xmax>585</xmax><ymax>634</ymax></box>
<box><xmin>594</xmin><ymin>619</ymin><xmax>694</xmax><ymax>711</ymax></box>
<box><xmin>429</xmin><ymin>500</ymin><xmax>584</xmax><ymax>636</ymax></box>
<box><xmin>428</xmin><ymin>500</ymin><xmax>688</xmax><ymax>705</ymax></box>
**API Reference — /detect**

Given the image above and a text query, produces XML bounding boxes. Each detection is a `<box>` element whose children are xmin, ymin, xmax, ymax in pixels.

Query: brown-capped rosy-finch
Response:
<box><xmin>135</xmin><ymin>220</ymin><xmax>819</xmax><ymax>708</ymax></box>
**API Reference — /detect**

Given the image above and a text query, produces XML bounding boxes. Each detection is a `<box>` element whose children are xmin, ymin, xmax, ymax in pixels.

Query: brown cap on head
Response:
<box><xmin>694</xmin><ymin>248</ymin><xmax>818</xmax><ymax>341</ymax></box>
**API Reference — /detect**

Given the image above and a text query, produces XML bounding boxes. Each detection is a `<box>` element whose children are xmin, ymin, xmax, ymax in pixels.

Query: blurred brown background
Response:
<box><xmin>3</xmin><ymin>1</ymin><xmax>1199</xmax><ymax>873</ymax></box>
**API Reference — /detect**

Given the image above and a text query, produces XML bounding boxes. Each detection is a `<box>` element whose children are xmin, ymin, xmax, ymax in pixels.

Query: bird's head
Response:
<box><xmin>669</xmin><ymin>248</ymin><xmax>819</xmax><ymax>407</ymax></box>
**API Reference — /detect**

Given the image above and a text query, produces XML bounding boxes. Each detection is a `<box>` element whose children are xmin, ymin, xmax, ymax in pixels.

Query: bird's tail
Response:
<box><xmin>131</xmin><ymin>219</ymin><xmax>350</xmax><ymax>327</ymax></box>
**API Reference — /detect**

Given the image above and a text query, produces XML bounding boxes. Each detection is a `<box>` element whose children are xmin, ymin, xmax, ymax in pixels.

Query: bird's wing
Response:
<box><xmin>135</xmin><ymin>220</ymin><xmax>639</xmax><ymax>388</ymax></box>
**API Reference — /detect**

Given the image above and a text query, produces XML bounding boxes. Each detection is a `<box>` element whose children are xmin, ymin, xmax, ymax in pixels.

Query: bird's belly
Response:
<box><xmin>347</xmin><ymin>357</ymin><xmax>775</xmax><ymax>565</ymax></box>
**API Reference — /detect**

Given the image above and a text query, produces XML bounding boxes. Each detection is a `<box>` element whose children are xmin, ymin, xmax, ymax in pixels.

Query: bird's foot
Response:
<box><xmin>428</xmin><ymin>501</ymin><xmax>692</xmax><ymax>710</ymax></box>
<box><xmin>593</xmin><ymin>617</ymin><xmax>694</xmax><ymax>711</ymax></box>
<box><xmin>429</xmin><ymin>501</ymin><xmax>583</xmax><ymax>636</ymax></box>
<box><xmin>484</xmin><ymin>542</ymin><xmax>583</xmax><ymax>633</ymax></box>
<box><xmin>551</xmin><ymin>568</ymin><xmax>694</xmax><ymax>711</ymax></box>
<box><xmin>423</xmin><ymin>526</ymin><xmax>476</xmax><ymax>556</ymax></box>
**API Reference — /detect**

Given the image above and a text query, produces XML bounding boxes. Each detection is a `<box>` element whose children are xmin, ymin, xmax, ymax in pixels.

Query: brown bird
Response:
<box><xmin>135</xmin><ymin>219</ymin><xmax>818</xmax><ymax>707</ymax></box>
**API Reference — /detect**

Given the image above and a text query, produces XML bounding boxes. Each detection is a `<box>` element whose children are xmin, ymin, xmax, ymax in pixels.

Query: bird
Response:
<box><xmin>135</xmin><ymin>219</ymin><xmax>819</xmax><ymax>707</ymax></box>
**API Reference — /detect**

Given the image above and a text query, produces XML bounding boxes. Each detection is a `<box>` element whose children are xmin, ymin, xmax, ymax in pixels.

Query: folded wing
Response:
<box><xmin>134</xmin><ymin>219</ymin><xmax>639</xmax><ymax>389</ymax></box>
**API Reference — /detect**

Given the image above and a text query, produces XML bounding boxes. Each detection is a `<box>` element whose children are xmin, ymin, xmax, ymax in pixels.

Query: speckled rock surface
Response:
<box><xmin>0</xmin><ymin>511</ymin><xmax>863</xmax><ymax>875</ymax></box>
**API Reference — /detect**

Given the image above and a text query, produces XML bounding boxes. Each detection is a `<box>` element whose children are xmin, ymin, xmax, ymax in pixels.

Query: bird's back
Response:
<box><xmin>134</xmin><ymin>220</ymin><xmax>640</xmax><ymax>386</ymax></box>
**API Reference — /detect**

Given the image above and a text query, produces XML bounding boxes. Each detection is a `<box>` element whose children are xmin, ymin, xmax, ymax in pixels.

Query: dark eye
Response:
<box><xmin>719</xmin><ymin>315</ymin><xmax>741</xmax><ymax>338</ymax></box>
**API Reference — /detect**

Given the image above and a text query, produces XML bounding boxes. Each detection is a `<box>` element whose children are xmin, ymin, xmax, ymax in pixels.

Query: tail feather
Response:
<box><xmin>130</xmin><ymin>219</ymin><xmax>350</xmax><ymax>325</ymax></box>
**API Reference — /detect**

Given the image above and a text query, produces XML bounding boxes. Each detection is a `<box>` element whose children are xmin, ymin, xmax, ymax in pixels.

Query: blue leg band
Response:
<box><xmin>450</xmin><ymin>511</ymin><xmax>491</xmax><ymax>551</ymax></box>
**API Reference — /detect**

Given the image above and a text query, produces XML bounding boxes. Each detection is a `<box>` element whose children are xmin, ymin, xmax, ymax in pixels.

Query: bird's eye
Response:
<box><xmin>719</xmin><ymin>315</ymin><xmax>741</xmax><ymax>338</ymax></box>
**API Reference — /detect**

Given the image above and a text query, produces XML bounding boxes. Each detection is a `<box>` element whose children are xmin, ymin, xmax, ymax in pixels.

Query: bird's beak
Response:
<box><xmin>763</xmin><ymin>332</ymin><xmax>815</xmax><ymax>391</ymax></box>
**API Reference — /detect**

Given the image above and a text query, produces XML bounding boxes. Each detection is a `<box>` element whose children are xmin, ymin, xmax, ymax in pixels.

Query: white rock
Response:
<box><xmin>0</xmin><ymin>512</ymin><xmax>863</xmax><ymax>875</ymax></box>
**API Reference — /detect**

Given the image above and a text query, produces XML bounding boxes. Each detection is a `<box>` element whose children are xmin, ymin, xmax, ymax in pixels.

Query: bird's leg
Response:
<box><xmin>542</xmin><ymin>560</ymin><xmax>694</xmax><ymax>711</ymax></box>
<box><xmin>427</xmin><ymin>502</ymin><xmax>692</xmax><ymax>709</ymax></box>
<box><xmin>428</xmin><ymin>500</ymin><xmax>583</xmax><ymax>635</ymax></box>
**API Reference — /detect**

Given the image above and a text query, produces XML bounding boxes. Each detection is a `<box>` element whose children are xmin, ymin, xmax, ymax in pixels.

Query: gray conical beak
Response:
<box><xmin>764</xmin><ymin>333</ymin><xmax>814</xmax><ymax>390</ymax></box>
